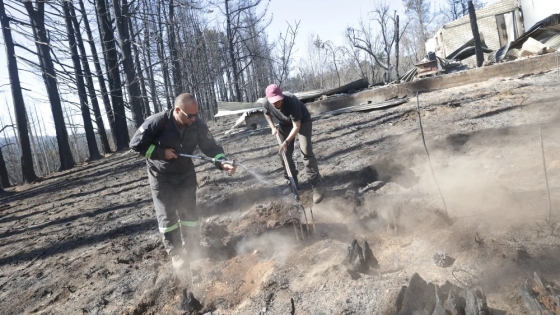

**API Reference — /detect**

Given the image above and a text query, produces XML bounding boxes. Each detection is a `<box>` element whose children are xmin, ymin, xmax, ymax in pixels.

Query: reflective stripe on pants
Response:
<box><xmin>148</xmin><ymin>168</ymin><xmax>198</xmax><ymax>251</ymax></box>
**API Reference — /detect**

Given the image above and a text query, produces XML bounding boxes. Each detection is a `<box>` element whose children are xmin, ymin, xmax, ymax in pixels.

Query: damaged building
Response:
<box><xmin>426</xmin><ymin>0</ymin><xmax>560</xmax><ymax>67</ymax></box>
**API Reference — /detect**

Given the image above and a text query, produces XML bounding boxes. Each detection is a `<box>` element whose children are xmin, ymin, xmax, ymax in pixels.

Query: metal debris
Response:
<box><xmin>492</xmin><ymin>14</ymin><xmax>560</xmax><ymax>63</ymax></box>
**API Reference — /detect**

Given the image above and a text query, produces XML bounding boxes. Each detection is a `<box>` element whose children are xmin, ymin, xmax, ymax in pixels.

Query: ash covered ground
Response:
<box><xmin>1</xmin><ymin>71</ymin><xmax>560</xmax><ymax>314</ymax></box>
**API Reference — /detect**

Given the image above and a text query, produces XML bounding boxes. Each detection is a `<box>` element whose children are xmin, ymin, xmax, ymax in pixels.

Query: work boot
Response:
<box><xmin>171</xmin><ymin>253</ymin><xmax>187</xmax><ymax>270</ymax></box>
<box><xmin>163</xmin><ymin>229</ymin><xmax>182</xmax><ymax>255</ymax></box>
<box><xmin>182</xmin><ymin>226</ymin><xmax>204</xmax><ymax>261</ymax></box>
<box><xmin>312</xmin><ymin>184</ymin><xmax>324</xmax><ymax>204</ymax></box>
<box><xmin>163</xmin><ymin>229</ymin><xmax>187</xmax><ymax>270</ymax></box>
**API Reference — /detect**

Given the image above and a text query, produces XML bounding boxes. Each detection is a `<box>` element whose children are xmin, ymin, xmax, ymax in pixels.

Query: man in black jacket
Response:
<box><xmin>130</xmin><ymin>93</ymin><xmax>236</xmax><ymax>269</ymax></box>
<box><xmin>263</xmin><ymin>84</ymin><xmax>323</xmax><ymax>203</ymax></box>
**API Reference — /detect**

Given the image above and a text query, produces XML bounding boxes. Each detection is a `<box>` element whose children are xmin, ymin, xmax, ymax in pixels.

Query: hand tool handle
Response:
<box><xmin>275</xmin><ymin>134</ymin><xmax>299</xmax><ymax>201</ymax></box>
<box><xmin>178</xmin><ymin>153</ymin><xmax>236</xmax><ymax>166</ymax></box>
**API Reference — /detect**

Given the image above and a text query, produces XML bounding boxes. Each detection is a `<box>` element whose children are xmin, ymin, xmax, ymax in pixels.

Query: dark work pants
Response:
<box><xmin>148</xmin><ymin>168</ymin><xmax>198</xmax><ymax>255</ymax></box>
<box><xmin>278</xmin><ymin>121</ymin><xmax>321</xmax><ymax>186</ymax></box>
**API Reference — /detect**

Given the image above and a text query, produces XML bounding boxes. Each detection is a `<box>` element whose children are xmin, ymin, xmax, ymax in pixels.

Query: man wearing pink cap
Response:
<box><xmin>263</xmin><ymin>84</ymin><xmax>323</xmax><ymax>203</ymax></box>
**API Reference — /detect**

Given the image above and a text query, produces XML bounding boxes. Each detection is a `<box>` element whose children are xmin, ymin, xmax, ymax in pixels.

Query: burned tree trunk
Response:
<box><xmin>142</xmin><ymin>8</ymin><xmax>162</xmax><ymax>113</ymax></box>
<box><xmin>141</xmin><ymin>0</ymin><xmax>161</xmax><ymax>113</ymax></box>
<box><xmin>225</xmin><ymin>0</ymin><xmax>242</xmax><ymax>102</ymax></box>
<box><xmin>27</xmin><ymin>109</ymin><xmax>42</xmax><ymax>175</ymax></box>
<box><xmin>112</xmin><ymin>0</ymin><xmax>144</xmax><ymax>127</ymax></box>
<box><xmin>78</xmin><ymin>0</ymin><xmax>116</xmax><ymax>145</ymax></box>
<box><xmin>0</xmin><ymin>146</ymin><xmax>11</xmax><ymax>188</ymax></box>
<box><xmin>63</xmin><ymin>0</ymin><xmax>101</xmax><ymax>161</ymax></box>
<box><xmin>468</xmin><ymin>1</ymin><xmax>484</xmax><ymax>67</ymax></box>
<box><xmin>96</xmin><ymin>0</ymin><xmax>129</xmax><ymax>150</ymax></box>
<box><xmin>168</xmin><ymin>0</ymin><xmax>183</xmax><ymax>96</ymax></box>
<box><xmin>129</xmin><ymin>16</ymin><xmax>150</xmax><ymax>118</ymax></box>
<box><xmin>24</xmin><ymin>0</ymin><xmax>75</xmax><ymax>171</ymax></box>
<box><xmin>395</xmin><ymin>14</ymin><xmax>400</xmax><ymax>82</ymax></box>
<box><xmin>156</xmin><ymin>0</ymin><xmax>173</xmax><ymax>109</ymax></box>
<box><xmin>69</xmin><ymin>3</ymin><xmax>111</xmax><ymax>155</ymax></box>
<box><xmin>1</xmin><ymin>0</ymin><xmax>38</xmax><ymax>183</ymax></box>
<box><xmin>32</xmin><ymin>106</ymin><xmax>51</xmax><ymax>174</ymax></box>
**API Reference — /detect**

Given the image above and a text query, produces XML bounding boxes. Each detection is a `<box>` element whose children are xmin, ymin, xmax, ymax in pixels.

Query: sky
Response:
<box><xmin>0</xmin><ymin>0</ymin><xmax>470</xmax><ymax>136</ymax></box>
<box><xmin>264</xmin><ymin>0</ymin><xmax>471</xmax><ymax>54</ymax></box>
<box><xmin>265</xmin><ymin>0</ymin><xmax>388</xmax><ymax>54</ymax></box>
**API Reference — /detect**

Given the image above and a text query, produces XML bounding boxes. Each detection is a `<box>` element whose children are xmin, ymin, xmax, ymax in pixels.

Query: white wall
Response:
<box><xmin>519</xmin><ymin>0</ymin><xmax>560</xmax><ymax>31</ymax></box>
<box><xmin>425</xmin><ymin>38</ymin><xmax>437</xmax><ymax>54</ymax></box>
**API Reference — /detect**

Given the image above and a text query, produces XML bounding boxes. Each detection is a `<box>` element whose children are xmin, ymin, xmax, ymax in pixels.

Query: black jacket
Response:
<box><xmin>129</xmin><ymin>109</ymin><xmax>225</xmax><ymax>178</ymax></box>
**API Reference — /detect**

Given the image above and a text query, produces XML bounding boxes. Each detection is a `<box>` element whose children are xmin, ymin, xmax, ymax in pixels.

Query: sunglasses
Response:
<box><xmin>179</xmin><ymin>108</ymin><xmax>198</xmax><ymax>119</ymax></box>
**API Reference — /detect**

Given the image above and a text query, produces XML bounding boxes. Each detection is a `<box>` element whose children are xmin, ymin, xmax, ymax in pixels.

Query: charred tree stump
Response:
<box><xmin>179</xmin><ymin>289</ymin><xmax>202</xmax><ymax>313</ymax></box>
<box><xmin>342</xmin><ymin>240</ymin><xmax>379</xmax><ymax>275</ymax></box>
<box><xmin>520</xmin><ymin>272</ymin><xmax>560</xmax><ymax>314</ymax></box>
<box><xmin>363</xmin><ymin>241</ymin><xmax>379</xmax><ymax>269</ymax></box>
<box><xmin>396</xmin><ymin>273</ymin><xmax>491</xmax><ymax>315</ymax></box>
<box><xmin>343</xmin><ymin>240</ymin><xmax>365</xmax><ymax>279</ymax></box>
<box><xmin>397</xmin><ymin>273</ymin><xmax>437</xmax><ymax>315</ymax></box>
<box><xmin>444</xmin><ymin>290</ymin><xmax>465</xmax><ymax>315</ymax></box>
<box><xmin>465</xmin><ymin>287</ymin><xmax>490</xmax><ymax>315</ymax></box>
<box><xmin>433</xmin><ymin>285</ymin><xmax>446</xmax><ymax>315</ymax></box>
<box><xmin>342</xmin><ymin>240</ymin><xmax>380</xmax><ymax>278</ymax></box>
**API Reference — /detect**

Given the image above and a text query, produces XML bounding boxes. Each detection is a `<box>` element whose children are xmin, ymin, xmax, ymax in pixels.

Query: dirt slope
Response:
<box><xmin>1</xmin><ymin>71</ymin><xmax>560</xmax><ymax>315</ymax></box>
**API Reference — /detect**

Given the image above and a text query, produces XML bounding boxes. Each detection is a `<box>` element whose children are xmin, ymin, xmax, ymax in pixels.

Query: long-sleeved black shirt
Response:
<box><xmin>129</xmin><ymin>109</ymin><xmax>225</xmax><ymax>178</ymax></box>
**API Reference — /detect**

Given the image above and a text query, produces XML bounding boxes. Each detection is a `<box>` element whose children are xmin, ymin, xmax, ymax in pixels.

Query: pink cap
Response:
<box><xmin>265</xmin><ymin>84</ymin><xmax>284</xmax><ymax>104</ymax></box>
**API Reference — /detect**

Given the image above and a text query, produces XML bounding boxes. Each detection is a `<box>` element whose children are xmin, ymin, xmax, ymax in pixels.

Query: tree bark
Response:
<box><xmin>33</xmin><ymin>105</ymin><xmax>51</xmax><ymax>174</ymax></box>
<box><xmin>156</xmin><ymin>0</ymin><xmax>173</xmax><ymax>109</ymax></box>
<box><xmin>395</xmin><ymin>14</ymin><xmax>400</xmax><ymax>82</ymax></box>
<box><xmin>0</xmin><ymin>122</ymin><xmax>13</xmax><ymax>187</ymax></box>
<box><xmin>112</xmin><ymin>0</ymin><xmax>144</xmax><ymax>127</ymax></box>
<box><xmin>225</xmin><ymin>0</ymin><xmax>242</xmax><ymax>102</ymax></box>
<box><xmin>26</xmin><ymin>109</ymin><xmax>42</xmax><ymax>175</ymax></box>
<box><xmin>63</xmin><ymin>0</ymin><xmax>101</xmax><ymax>161</ymax></box>
<box><xmin>141</xmin><ymin>0</ymin><xmax>161</xmax><ymax>113</ymax></box>
<box><xmin>1</xmin><ymin>0</ymin><xmax>38</xmax><ymax>183</ymax></box>
<box><xmin>168</xmin><ymin>0</ymin><xmax>183</xmax><ymax>96</ymax></box>
<box><xmin>95</xmin><ymin>0</ymin><xmax>129</xmax><ymax>150</ymax></box>
<box><xmin>23</xmin><ymin>0</ymin><xmax>75</xmax><ymax>171</ymax></box>
<box><xmin>78</xmin><ymin>0</ymin><xmax>116</xmax><ymax>147</ymax></box>
<box><xmin>0</xmin><ymin>147</ymin><xmax>10</xmax><ymax>188</ymax></box>
<box><xmin>129</xmin><ymin>16</ymin><xmax>151</xmax><ymax>118</ymax></box>
<box><xmin>69</xmin><ymin>2</ymin><xmax>111</xmax><ymax>154</ymax></box>
<box><xmin>64</xmin><ymin>105</ymin><xmax>80</xmax><ymax>160</ymax></box>
<box><xmin>468</xmin><ymin>1</ymin><xmax>484</xmax><ymax>67</ymax></box>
